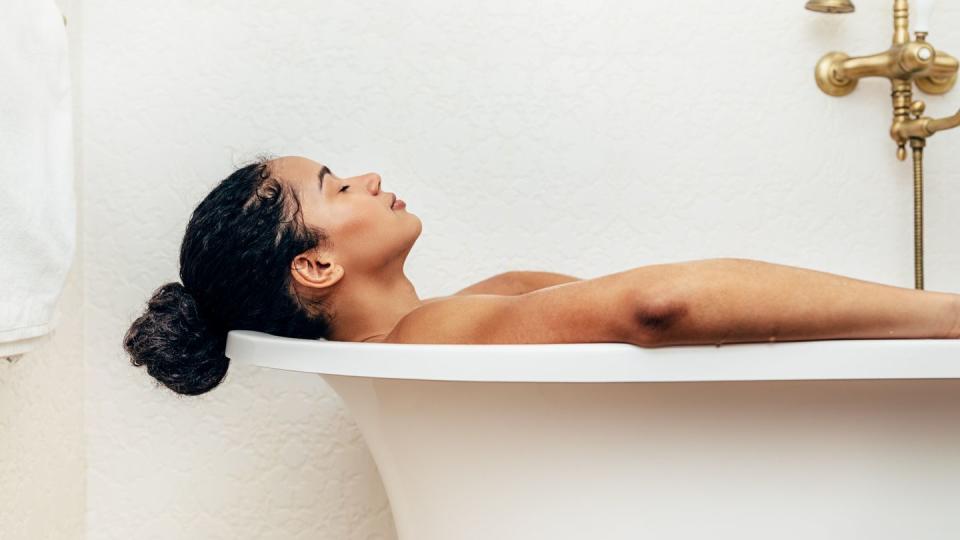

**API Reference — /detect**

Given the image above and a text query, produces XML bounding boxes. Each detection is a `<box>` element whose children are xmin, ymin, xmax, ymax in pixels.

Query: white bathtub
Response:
<box><xmin>225</xmin><ymin>330</ymin><xmax>960</xmax><ymax>540</ymax></box>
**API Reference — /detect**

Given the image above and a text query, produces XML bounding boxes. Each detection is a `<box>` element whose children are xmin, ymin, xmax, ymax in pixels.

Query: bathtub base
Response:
<box><xmin>323</xmin><ymin>376</ymin><xmax>960</xmax><ymax>540</ymax></box>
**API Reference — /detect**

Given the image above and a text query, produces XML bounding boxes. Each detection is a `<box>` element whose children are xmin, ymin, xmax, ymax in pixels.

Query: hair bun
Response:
<box><xmin>123</xmin><ymin>282</ymin><xmax>230</xmax><ymax>396</ymax></box>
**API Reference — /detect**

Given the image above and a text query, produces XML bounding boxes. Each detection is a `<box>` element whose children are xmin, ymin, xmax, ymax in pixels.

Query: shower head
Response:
<box><xmin>805</xmin><ymin>0</ymin><xmax>855</xmax><ymax>13</ymax></box>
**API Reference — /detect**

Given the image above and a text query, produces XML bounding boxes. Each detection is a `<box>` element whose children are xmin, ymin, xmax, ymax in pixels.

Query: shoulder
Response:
<box><xmin>383</xmin><ymin>294</ymin><xmax>516</xmax><ymax>345</ymax></box>
<box><xmin>380</xmin><ymin>269</ymin><xmax>651</xmax><ymax>346</ymax></box>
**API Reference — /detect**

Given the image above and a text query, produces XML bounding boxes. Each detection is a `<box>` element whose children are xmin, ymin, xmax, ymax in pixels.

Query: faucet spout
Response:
<box><xmin>927</xmin><ymin>108</ymin><xmax>960</xmax><ymax>134</ymax></box>
<box><xmin>892</xmin><ymin>101</ymin><xmax>960</xmax><ymax>141</ymax></box>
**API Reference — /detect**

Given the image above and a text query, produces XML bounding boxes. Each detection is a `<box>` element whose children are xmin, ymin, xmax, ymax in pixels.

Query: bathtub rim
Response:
<box><xmin>224</xmin><ymin>329</ymin><xmax>960</xmax><ymax>383</ymax></box>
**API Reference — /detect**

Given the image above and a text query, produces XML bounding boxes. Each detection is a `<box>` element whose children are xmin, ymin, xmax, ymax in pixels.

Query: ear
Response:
<box><xmin>290</xmin><ymin>250</ymin><xmax>344</xmax><ymax>291</ymax></box>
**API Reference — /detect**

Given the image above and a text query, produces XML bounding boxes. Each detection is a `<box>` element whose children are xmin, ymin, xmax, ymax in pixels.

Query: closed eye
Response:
<box><xmin>339</xmin><ymin>185</ymin><xmax>350</xmax><ymax>193</ymax></box>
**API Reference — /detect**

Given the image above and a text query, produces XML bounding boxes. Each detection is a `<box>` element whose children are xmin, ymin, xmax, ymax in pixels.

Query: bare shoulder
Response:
<box><xmin>382</xmin><ymin>268</ymin><xmax>662</xmax><ymax>346</ymax></box>
<box><xmin>383</xmin><ymin>294</ymin><xmax>515</xmax><ymax>345</ymax></box>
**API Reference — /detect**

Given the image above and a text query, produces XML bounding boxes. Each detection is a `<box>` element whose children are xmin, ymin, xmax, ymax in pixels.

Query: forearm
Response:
<box><xmin>647</xmin><ymin>258</ymin><xmax>959</xmax><ymax>347</ymax></box>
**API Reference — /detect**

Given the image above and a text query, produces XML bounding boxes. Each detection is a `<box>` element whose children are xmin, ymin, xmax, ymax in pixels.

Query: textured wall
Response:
<box><xmin>0</xmin><ymin>1</ymin><xmax>85</xmax><ymax>538</ymax></box>
<box><xmin>81</xmin><ymin>1</ymin><xmax>960</xmax><ymax>539</ymax></box>
<box><xmin>0</xmin><ymin>266</ymin><xmax>85</xmax><ymax>540</ymax></box>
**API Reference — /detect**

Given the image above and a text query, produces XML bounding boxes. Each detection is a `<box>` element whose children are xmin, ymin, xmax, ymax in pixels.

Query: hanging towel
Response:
<box><xmin>0</xmin><ymin>0</ymin><xmax>77</xmax><ymax>358</ymax></box>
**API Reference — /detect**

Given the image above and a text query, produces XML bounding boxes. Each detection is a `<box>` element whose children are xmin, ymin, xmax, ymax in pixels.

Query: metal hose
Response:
<box><xmin>912</xmin><ymin>145</ymin><xmax>924</xmax><ymax>290</ymax></box>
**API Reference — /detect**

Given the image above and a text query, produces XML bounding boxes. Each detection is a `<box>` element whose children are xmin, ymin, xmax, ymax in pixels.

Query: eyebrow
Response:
<box><xmin>317</xmin><ymin>165</ymin><xmax>331</xmax><ymax>192</ymax></box>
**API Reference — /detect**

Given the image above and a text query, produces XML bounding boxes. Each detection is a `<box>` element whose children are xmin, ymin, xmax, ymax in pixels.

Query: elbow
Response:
<box><xmin>632</xmin><ymin>293</ymin><xmax>690</xmax><ymax>347</ymax></box>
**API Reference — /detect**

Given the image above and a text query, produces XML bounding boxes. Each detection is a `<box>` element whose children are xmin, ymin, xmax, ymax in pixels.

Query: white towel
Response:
<box><xmin>0</xmin><ymin>0</ymin><xmax>77</xmax><ymax>358</ymax></box>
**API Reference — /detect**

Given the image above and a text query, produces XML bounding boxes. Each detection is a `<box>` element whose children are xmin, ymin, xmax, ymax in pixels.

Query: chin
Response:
<box><xmin>410</xmin><ymin>213</ymin><xmax>422</xmax><ymax>237</ymax></box>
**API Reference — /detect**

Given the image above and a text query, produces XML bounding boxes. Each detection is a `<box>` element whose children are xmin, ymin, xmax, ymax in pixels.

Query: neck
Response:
<box><xmin>327</xmin><ymin>270</ymin><xmax>423</xmax><ymax>343</ymax></box>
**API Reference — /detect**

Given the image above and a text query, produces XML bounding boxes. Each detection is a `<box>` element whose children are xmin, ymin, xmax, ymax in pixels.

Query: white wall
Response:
<box><xmin>77</xmin><ymin>1</ymin><xmax>960</xmax><ymax>539</ymax></box>
<box><xmin>0</xmin><ymin>0</ymin><xmax>86</xmax><ymax>538</ymax></box>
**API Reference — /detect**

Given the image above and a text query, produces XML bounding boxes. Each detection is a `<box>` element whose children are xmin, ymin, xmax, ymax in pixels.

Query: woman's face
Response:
<box><xmin>270</xmin><ymin>155</ymin><xmax>421</xmax><ymax>279</ymax></box>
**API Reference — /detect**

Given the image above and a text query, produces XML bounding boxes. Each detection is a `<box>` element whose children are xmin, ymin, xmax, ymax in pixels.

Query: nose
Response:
<box><xmin>363</xmin><ymin>172</ymin><xmax>381</xmax><ymax>194</ymax></box>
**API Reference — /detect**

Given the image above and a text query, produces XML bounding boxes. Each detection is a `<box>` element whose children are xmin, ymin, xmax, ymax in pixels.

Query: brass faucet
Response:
<box><xmin>812</xmin><ymin>0</ymin><xmax>958</xmax><ymax>159</ymax></box>
<box><xmin>808</xmin><ymin>0</ymin><xmax>959</xmax><ymax>289</ymax></box>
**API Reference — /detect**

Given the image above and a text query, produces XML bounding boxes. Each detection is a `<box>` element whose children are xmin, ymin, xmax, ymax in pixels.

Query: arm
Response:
<box><xmin>647</xmin><ymin>257</ymin><xmax>960</xmax><ymax>347</ymax></box>
<box><xmin>389</xmin><ymin>264</ymin><xmax>679</xmax><ymax>345</ymax></box>
<box><xmin>450</xmin><ymin>271</ymin><xmax>583</xmax><ymax>296</ymax></box>
<box><xmin>389</xmin><ymin>257</ymin><xmax>958</xmax><ymax>346</ymax></box>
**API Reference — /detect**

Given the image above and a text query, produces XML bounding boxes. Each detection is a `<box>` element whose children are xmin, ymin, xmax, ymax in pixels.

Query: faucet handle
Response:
<box><xmin>910</xmin><ymin>99</ymin><xmax>926</xmax><ymax>118</ymax></box>
<box><xmin>913</xmin><ymin>0</ymin><xmax>935</xmax><ymax>34</ymax></box>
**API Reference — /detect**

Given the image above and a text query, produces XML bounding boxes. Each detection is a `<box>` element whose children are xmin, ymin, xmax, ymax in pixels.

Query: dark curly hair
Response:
<box><xmin>123</xmin><ymin>154</ymin><xmax>334</xmax><ymax>396</ymax></box>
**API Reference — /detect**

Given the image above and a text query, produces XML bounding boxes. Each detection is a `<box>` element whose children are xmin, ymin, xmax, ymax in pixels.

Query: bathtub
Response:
<box><xmin>225</xmin><ymin>330</ymin><xmax>960</xmax><ymax>540</ymax></box>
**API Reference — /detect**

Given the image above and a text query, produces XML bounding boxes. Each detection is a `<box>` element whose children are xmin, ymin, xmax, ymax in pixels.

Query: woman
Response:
<box><xmin>123</xmin><ymin>155</ymin><xmax>960</xmax><ymax>396</ymax></box>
